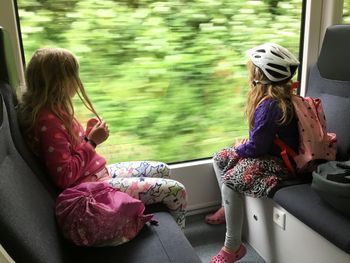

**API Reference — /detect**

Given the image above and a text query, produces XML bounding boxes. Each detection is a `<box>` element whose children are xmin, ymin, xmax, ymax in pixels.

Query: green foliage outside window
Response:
<box><xmin>17</xmin><ymin>0</ymin><xmax>302</xmax><ymax>164</ymax></box>
<box><xmin>343</xmin><ymin>0</ymin><xmax>350</xmax><ymax>23</ymax></box>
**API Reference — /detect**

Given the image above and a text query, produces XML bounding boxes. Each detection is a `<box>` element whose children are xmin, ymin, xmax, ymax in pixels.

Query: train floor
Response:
<box><xmin>184</xmin><ymin>213</ymin><xmax>266</xmax><ymax>263</ymax></box>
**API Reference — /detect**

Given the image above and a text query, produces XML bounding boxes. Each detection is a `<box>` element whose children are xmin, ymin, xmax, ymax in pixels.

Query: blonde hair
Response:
<box><xmin>18</xmin><ymin>47</ymin><xmax>99</xmax><ymax>146</ymax></box>
<box><xmin>246</xmin><ymin>60</ymin><xmax>294</xmax><ymax>129</ymax></box>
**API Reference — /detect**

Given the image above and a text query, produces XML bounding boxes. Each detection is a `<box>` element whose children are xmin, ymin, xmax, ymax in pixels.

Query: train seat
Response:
<box><xmin>273</xmin><ymin>24</ymin><xmax>350</xmax><ymax>254</ymax></box>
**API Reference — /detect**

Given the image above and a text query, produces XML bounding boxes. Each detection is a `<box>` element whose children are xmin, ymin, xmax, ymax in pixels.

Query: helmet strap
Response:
<box><xmin>252</xmin><ymin>80</ymin><xmax>270</xmax><ymax>86</ymax></box>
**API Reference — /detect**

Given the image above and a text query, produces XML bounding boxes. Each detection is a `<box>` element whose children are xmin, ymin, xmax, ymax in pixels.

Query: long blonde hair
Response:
<box><xmin>18</xmin><ymin>47</ymin><xmax>99</xmax><ymax>146</ymax></box>
<box><xmin>246</xmin><ymin>60</ymin><xmax>294</xmax><ymax>129</ymax></box>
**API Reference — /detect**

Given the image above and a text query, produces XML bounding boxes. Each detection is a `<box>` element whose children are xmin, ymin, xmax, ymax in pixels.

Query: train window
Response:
<box><xmin>16</xmin><ymin>0</ymin><xmax>303</xmax><ymax>164</ymax></box>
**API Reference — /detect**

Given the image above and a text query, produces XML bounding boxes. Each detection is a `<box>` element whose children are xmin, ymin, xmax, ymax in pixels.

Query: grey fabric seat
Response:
<box><xmin>273</xmin><ymin>183</ymin><xmax>350</xmax><ymax>253</ymax></box>
<box><xmin>273</xmin><ymin>24</ymin><xmax>350</xmax><ymax>254</ymax></box>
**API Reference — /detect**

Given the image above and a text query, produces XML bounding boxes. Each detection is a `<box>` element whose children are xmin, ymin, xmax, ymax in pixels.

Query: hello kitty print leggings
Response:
<box><xmin>107</xmin><ymin>161</ymin><xmax>187</xmax><ymax>229</ymax></box>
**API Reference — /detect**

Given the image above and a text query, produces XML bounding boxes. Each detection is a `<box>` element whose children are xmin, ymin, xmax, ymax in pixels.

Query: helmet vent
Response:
<box><xmin>271</xmin><ymin>50</ymin><xmax>284</xmax><ymax>59</ymax></box>
<box><xmin>267</xmin><ymin>63</ymin><xmax>288</xmax><ymax>72</ymax></box>
<box><xmin>256</xmin><ymin>49</ymin><xmax>266</xmax><ymax>53</ymax></box>
<box><xmin>266</xmin><ymin>68</ymin><xmax>286</xmax><ymax>79</ymax></box>
<box><xmin>280</xmin><ymin>50</ymin><xmax>292</xmax><ymax>59</ymax></box>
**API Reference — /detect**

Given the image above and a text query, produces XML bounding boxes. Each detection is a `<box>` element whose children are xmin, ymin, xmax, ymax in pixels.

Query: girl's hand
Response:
<box><xmin>87</xmin><ymin>120</ymin><xmax>109</xmax><ymax>146</ymax></box>
<box><xmin>86</xmin><ymin>117</ymin><xmax>99</xmax><ymax>135</ymax></box>
<box><xmin>234</xmin><ymin>138</ymin><xmax>247</xmax><ymax>147</ymax></box>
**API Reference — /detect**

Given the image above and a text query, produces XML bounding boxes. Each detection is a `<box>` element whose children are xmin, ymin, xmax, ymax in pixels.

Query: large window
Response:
<box><xmin>17</xmin><ymin>0</ymin><xmax>303</xmax><ymax>164</ymax></box>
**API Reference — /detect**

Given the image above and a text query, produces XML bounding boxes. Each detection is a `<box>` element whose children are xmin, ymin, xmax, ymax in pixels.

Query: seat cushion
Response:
<box><xmin>71</xmin><ymin>212</ymin><xmax>202</xmax><ymax>263</ymax></box>
<box><xmin>273</xmin><ymin>184</ymin><xmax>350</xmax><ymax>253</ymax></box>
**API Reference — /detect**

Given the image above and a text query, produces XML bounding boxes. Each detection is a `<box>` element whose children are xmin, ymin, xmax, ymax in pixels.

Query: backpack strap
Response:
<box><xmin>274</xmin><ymin>137</ymin><xmax>297</xmax><ymax>177</ymax></box>
<box><xmin>291</xmin><ymin>81</ymin><xmax>299</xmax><ymax>91</ymax></box>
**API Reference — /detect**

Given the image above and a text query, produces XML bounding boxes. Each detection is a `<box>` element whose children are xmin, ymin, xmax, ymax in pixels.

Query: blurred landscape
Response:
<box><xmin>18</xmin><ymin>0</ymin><xmax>302</xmax><ymax>164</ymax></box>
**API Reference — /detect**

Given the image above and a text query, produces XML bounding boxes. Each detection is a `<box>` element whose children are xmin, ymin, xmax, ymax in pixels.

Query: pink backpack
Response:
<box><xmin>55</xmin><ymin>181</ymin><xmax>155</xmax><ymax>246</ymax></box>
<box><xmin>274</xmin><ymin>94</ymin><xmax>337</xmax><ymax>176</ymax></box>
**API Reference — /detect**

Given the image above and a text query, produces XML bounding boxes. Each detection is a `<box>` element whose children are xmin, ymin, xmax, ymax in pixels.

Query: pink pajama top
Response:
<box><xmin>32</xmin><ymin>109</ymin><xmax>110</xmax><ymax>190</ymax></box>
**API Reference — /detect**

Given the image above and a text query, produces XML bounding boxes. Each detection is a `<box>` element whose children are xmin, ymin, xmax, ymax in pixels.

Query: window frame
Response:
<box><xmin>13</xmin><ymin>0</ymin><xmax>307</xmax><ymax>166</ymax></box>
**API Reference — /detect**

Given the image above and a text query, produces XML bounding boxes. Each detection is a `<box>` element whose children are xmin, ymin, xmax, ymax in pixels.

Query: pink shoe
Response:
<box><xmin>210</xmin><ymin>244</ymin><xmax>247</xmax><ymax>263</ymax></box>
<box><xmin>205</xmin><ymin>207</ymin><xmax>225</xmax><ymax>225</ymax></box>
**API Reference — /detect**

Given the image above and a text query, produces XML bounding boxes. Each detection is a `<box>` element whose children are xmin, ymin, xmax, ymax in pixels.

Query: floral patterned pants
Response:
<box><xmin>107</xmin><ymin>161</ymin><xmax>187</xmax><ymax>229</ymax></box>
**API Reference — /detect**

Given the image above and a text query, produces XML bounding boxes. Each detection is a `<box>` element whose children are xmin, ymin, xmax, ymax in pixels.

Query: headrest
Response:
<box><xmin>0</xmin><ymin>27</ymin><xmax>20</xmax><ymax>89</ymax></box>
<box><xmin>0</xmin><ymin>94</ymin><xmax>3</xmax><ymax>126</ymax></box>
<box><xmin>317</xmin><ymin>25</ymin><xmax>350</xmax><ymax>81</ymax></box>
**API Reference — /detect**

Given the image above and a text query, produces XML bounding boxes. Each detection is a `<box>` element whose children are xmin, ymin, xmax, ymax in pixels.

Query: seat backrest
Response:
<box><xmin>0</xmin><ymin>80</ymin><xmax>59</xmax><ymax>196</ymax></box>
<box><xmin>317</xmin><ymin>24</ymin><xmax>350</xmax><ymax>81</ymax></box>
<box><xmin>0</xmin><ymin>82</ymin><xmax>72</xmax><ymax>263</ymax></box>
<box><xmin>0</xmin><ymin>27</ymin><xmax>58</xmax><ymax>197</ymax></box>
<box><xmin>306</xmin><ymin>24</ymin><xmax>350</xmax><ymax>161</ymax></box>
<box><xmin>0</xmin><ymin>27</ymin><xmax>71</xmax><ymax>263</ymax></box>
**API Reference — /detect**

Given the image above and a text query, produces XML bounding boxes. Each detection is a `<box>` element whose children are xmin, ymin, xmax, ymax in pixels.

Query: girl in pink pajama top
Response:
<box><xmin>18</xmin><ymin>47</ymin><xmax>187</xmax><ymax>229</ymax></box>
<box><xmin>33</xmin><ymin>108</ymin><xmax>110</xmax><ymax>189</ymax></box>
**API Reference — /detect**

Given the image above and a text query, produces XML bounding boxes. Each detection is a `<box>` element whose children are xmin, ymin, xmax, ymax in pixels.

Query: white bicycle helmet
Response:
<box><xmin>247</xmin><ymin>43</ymin><xmax>300</xmax><ymax>83</ymax></box>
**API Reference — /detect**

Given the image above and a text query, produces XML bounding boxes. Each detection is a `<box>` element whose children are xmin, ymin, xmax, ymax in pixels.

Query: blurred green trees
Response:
<box><xmin>343</xmin><ymin>0</ymin><xmax>350</xmax><ymax>23</ymax></box>
<box><xmin>17</xmin><ymin>0</ymin><xmax>302</xmax><ymax>163</ymax></box>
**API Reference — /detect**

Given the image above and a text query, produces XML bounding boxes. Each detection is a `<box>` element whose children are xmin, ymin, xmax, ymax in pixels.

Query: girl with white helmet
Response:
<box><xmin>207</xmin><ymin>43</ymin><xmax>300</xmax><ymax>263</ymax></box>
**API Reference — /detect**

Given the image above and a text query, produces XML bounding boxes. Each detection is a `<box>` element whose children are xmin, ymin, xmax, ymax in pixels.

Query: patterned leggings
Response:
<box><xmin>107</xmin><ymin>161</ymin><xmax>187</xmax><ymax>229</ymax></box>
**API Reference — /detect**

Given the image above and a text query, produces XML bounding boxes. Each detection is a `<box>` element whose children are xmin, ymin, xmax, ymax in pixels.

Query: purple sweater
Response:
<box><xmin>235</xmin><ymin>98</ymin><xmax>299</xmax><ymax>158</ymax></box>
